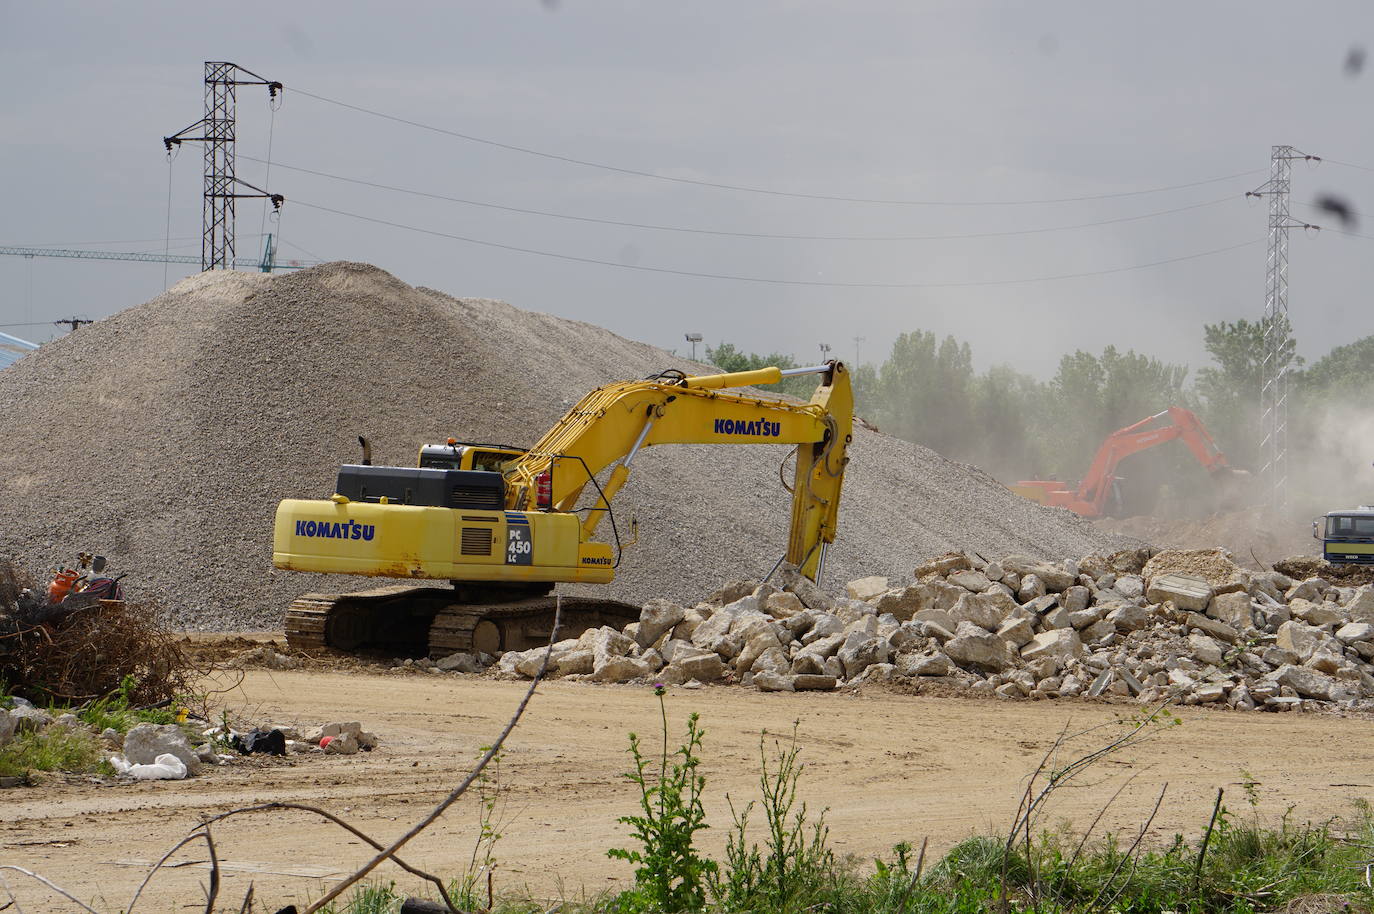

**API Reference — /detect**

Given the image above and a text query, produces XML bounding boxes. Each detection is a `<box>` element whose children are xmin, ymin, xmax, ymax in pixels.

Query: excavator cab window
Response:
<box><xmin>419</xmin><ymin>443</ymin><xmax>525</xmax><ymax>472</ymax></box>
<box><xmin>469</xmin><ymin>449</ymin><xmax>519</xmax><ymax>473</ymax></box>
<box><xmin>419</xmin><ymin>445</ymin><xmax>463</xmax><ymax>470</ymax></box>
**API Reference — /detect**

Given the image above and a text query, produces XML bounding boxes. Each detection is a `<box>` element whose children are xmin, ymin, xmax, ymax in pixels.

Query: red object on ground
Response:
<box><xmin>46</xmin><ymin>569</ymin><xmax>80</xmax><ymax>604</ymax></box>
<box><xmin>319</xmin><ymin>735</ymin><xmax>334</xmax><ymax>749</ymax></box>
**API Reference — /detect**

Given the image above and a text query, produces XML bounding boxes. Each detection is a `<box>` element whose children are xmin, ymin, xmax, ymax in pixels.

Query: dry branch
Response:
<box><xmin>1000</xmin><ymin>702</ymin><xmax>1176</xmax><ymax>909</ymax></box>
<box><xmin>126</xmin><ymin>830</ymin><xmax>217</xmax><ymax>914</ymax></box>
<box><xmin>1092</xmin><ymin>782</ymin><xmax>1169</xmax><ymax>912</ymax></box>
<box><xmin>0</xmin><ymin>587</ymin><xmax>192</xmax><ymax>705</ymax></box>
<box><xmin>195</xmin><ymin>802</ymin><xmax>456</xmax><ymax>908</ymax></box>
<box><xmin>0</xmin><ymin>866</ymin><xmax>100</xmax><ymax>914</ymax></box>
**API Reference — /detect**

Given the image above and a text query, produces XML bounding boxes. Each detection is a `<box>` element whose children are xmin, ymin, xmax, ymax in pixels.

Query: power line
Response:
<box><xmin>1293</xmin><ymin>199</ymin><xmax>1374</xmax><ymax>237</ymax></box>
<box><xmin>292</xmin><ymin>197</ymin><xmax>1263</xmax><ymax>289</ymax></box>
<box><xmin>290</xmin><ymin>86</ymin><xmax>1263</xmax><ymax>207</ymax></box>
<box><xmin>1327</xmin><ymin>228</ymin><xmax>1374</xmax><ymax>242</ymax></box>
<box><xmin>0</xmin><ymin>235</ymin><xmax>202</xmax><ymax>249</ymax></box>
<box><xmin>1325</xmin><ymin>158</ymin><xmax>1374</xmax><ymax>173</ymax></box>
<box><xmin>280</xmin><ymin>237</ymin><xmax>325</xmax><ymax>261</ymax></box>
<box><xmin>0</xmin><ymin>246</ymin><xmax>315</xmax><ymax>270</ymax></box>
<box><xmin>247</xmin><ymin>155</ymin><xmax>1243</xmax><ymax>242</ymax></box>
<box><xmin>0</xmin><ymin>234</ymin><xmax>270</xmax><ymax>249</ymax></box>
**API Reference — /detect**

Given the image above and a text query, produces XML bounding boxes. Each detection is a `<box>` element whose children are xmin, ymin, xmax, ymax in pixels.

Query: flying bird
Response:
<box><xmin>1313</xmin><ymin>194</ymin><xmax>1357</xmax><ymax>229</ymax></box>
<box><xmin>1345</xmin><ymin>45</ymin><xmax>1366</xmax><ymax>76</ymax></box>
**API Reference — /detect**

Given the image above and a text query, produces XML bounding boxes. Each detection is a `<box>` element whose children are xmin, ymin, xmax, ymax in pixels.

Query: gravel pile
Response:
<box><xmin>494</xmin><ymin>547</ymin><xmax>1374</xmax><ymax>713</ymax></box>
<box><xmin>0</xmin><ymin>263</ymin><xmax>1135</xmax><ymax>629</ymax></box>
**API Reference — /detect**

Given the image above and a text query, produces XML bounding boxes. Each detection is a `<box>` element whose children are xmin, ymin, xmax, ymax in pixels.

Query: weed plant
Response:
<box><xmin>316</xmin><ymin>880</ymin><xmax>402</xmax><ymax>913</ymax></box>
<box><xmin>71</xmin><ymin>675</ymin><xmax>177</xmax><ymax>733</ymax></box>
<box><xmin>336</xmin><ymin>809</ymin><xmax>1374</xmax><ymax>914</ymax></box>
<box><xmin>607</xmin><ymin>684</ymin><xmax>717</xmax><ymax>914</ymax></box>
<box><xmin>0</xmin><ymin>725</ymin><xmax>105</xmax><ymax>779</ymax></box>
<box><xmin>713</xmin><ymin>725</ymin><xmax>836</xmax><ymax>914</ymax></box>
<box><xmin>451</xmin><ymin>745</ymin><xmax>510</xmax><ymax>910</ymax></box>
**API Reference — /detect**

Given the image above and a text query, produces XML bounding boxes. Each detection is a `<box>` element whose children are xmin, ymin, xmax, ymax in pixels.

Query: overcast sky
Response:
<box><xmin>1</xmin><ymin>2</ymin><xmax>1371</xmax><ymax>378</ymax></box>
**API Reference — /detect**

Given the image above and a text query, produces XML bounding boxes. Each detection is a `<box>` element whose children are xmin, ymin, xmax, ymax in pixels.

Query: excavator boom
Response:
<box><xmin>503</xmin><ymin>362</ymin><xmax>851</xmax><ymax>578</ymax></box>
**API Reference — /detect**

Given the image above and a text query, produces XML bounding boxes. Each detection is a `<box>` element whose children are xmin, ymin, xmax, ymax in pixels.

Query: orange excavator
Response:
<box><xmin>1010</xmin><ymin>406</ymin><xmax>1247</xmax><ymax>518</ymax></box>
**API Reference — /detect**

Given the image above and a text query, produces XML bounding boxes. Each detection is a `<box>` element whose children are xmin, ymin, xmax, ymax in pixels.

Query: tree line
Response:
<box><xmin>707</xmin><ymin>323</ymin><xmax>1373</xmax><ymax>517</ymax></box>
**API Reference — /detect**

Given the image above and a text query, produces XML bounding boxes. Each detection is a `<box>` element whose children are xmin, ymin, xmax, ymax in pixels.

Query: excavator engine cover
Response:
<box><xmin>335</xmin><ymin>464</ymin><xmax>505</xmax><ymax>510</ymax></box>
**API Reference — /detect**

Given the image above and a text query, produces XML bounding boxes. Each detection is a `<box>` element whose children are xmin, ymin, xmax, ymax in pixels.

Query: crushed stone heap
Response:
<box><xmin>0</xmin><ymin>263</ymin><xmax>1134</xmax><ymax>629</ymax></box>
<box><xmin>494</xmin><ymin>547</ymin><xmax>1374</xmax><ymax>713</ymax></box>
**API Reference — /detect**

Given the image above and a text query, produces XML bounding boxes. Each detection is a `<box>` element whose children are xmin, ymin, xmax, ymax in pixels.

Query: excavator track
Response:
<box><xmin>284</xmin><ymin>585</ymin><xmax>639</xmax><ymax>658</ymax></box>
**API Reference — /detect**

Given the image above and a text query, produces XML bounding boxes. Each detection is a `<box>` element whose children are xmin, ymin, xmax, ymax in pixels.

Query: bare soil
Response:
<box><xmin>4</xmin><ymin>670</ymin><xmax>1374</xmax><ymax>912</ymax></box>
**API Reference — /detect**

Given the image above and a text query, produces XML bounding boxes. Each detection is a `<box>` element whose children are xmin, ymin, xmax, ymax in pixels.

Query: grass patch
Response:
<box><xmin>316</xmin><ymin>881</ymin><xmax>404</xmax><ymax>913</ymax></box>
<box><xmin>0</xmin><ymin>725</ymin><xmax>106</xmax><ymax>779</ymax></box>
<box><xmin>326</xmin><ymin>812</ymin><xmax>1374</xmax><ymax>914</ymax></box>
<box><xmin>69</xmin><ymin>675</ymin><xmax>178</xmax><ymax>734</ymax></box>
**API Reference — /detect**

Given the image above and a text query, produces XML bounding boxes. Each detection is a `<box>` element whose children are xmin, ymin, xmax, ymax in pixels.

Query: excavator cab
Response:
<box><xmin>418</xmin><ymin>440</ymin><xmax>525</xmax><ymax>472</ymax></box>
<box><xmin>1315</xmin><ymin>508</ymin><xmax>1374</xmax><ymax>565</ymax></box>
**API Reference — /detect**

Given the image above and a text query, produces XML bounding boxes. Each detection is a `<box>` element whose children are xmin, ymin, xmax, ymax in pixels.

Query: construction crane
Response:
<box><xmin>0</xmin><ymin>234</ymin><xmax>313</xmax><ymax>272</ymax></box>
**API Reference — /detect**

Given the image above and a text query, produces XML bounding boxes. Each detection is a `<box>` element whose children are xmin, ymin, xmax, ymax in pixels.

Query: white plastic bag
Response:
<box><xmin>111</xmin><ymin>752</ymin><xmax>188</xmax><ymax>780</ymax></box>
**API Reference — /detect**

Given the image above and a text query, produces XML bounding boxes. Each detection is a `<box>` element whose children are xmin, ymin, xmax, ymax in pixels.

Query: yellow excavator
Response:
<box><xmin>272</xmin><ymin>361</ymin><xmax>853</xmax><ymax>657</ymax></box>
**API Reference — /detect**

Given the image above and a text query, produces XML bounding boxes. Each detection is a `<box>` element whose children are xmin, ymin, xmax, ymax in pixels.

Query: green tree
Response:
<box><xmin>970</xmin><ymin>365</ymin><xmax>1049</xmax><ymax>481</ymax></box>
<box><xmin>1049</xmin><ymin>347</ymin><xmax>1191</xmax><ymax>470</ymax></box>
<box><xmin>870</xmin><ymin>330</ymin><xmax>938</xmax><ymax>445</ymax></box>
<box><xmin>1299</xmin><ymin>333</ymin><xmax>1374</xmax><ymax>401</ymax></box>
<box><xmin>1045</xmin><ymin>346</ymin><xmax>1194</xmax><ymax>514</ymax></box>
<box><xmin>705</xmin><ymin>342</ymin><xmax>815</xmax><ymax>399</ymax></box>
<box><xmin>1194</xmin><ymin>317</ymin><xmax>1276</xmax><ymax>470</ymax></box>
<box><xmin>1047</xmin><ymin>349</ymin><xmax>1108</xmax><ymax>477</ymax></box>
<box><xmin>850</xmin><ymin>362</ymin><xmax>879</xmax><ymax>420</ymax></box>
<box><xmin>1290</xmin><ymin>334</ymin><xmax>1374</xmax><ymax>513</ymax></box>
<box><xmin>866</xmin><ymin>331</ymin><xmax>982</xmax><ymax>463</ymax></box>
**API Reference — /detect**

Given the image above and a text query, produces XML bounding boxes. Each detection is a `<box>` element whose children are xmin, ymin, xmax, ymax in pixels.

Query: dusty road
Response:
<box><xmin>4</xmin><ymin>671</ymin><xmax>1374</xmax><ymax>911</ymax></box>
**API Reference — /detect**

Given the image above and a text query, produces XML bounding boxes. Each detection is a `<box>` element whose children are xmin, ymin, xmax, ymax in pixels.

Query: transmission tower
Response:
<box><xmin>163</xmin><ymin>62</ymin><xmax>285</xmax><ymax>271</ymax></box>
<box><xmin>1246</xmin><ymin>145</ymin><xmax>1320</xmax><ymax>515</ymax></box>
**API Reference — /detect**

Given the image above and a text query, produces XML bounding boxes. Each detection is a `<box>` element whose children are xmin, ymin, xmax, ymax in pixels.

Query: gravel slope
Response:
<box><xmin>0</xmin><ymin>263</ymin><xmax>1135</xmax><ymax>628</ymax></box>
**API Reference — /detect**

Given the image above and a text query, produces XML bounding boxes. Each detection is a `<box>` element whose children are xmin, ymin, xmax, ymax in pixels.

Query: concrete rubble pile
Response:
<box><xmin>488</xmin><ymin>548</ymin><xmax>1374</xmax><ymax>713</ymax></box>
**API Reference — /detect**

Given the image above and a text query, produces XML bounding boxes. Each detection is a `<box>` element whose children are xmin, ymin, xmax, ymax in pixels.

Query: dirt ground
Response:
<box><xmin>4</xmin><ymin>669</ymin><xmax>1374</xmax><ymax>912</ymax></box>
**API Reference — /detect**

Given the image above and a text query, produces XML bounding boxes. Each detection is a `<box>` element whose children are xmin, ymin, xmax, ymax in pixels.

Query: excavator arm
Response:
<box><xmin>503</xmin><ymin>361</ymin><xmax>853</xmax><ymax>580</ymax></box>
<box><xmin>1014</xmin><ymin>406</ymin><xmax>1232</xmax><ymax>517</ymax></box>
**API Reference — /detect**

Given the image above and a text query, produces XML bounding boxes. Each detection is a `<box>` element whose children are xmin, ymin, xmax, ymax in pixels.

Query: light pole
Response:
<box><xmin>819</xmin><ymin>342</ymin><xmax>831</xmax><ymax>362</ymax></box>
<box><xmin>685</xmin><ymin>332</ymin><xmax>703</xmax><ymax>361</ymax></box>
<box><xmin>853</xmin><ymin>335</ymin><xmax>865</xmax><ymax>366</ymax></box>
